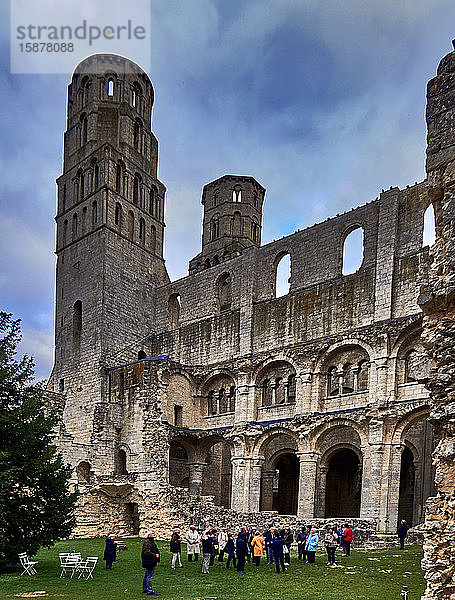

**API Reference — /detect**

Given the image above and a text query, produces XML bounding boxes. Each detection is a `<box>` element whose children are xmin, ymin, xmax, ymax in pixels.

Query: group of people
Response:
<box><xmin>165</xmin><ymin>523</ymin><xmax>354</xmax><ymax>575</ymax></box>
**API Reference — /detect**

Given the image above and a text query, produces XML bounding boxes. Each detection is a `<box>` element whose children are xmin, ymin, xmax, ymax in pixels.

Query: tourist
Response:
<box><xmin>141</xmin><ymin>531</ymin><xmax>160</xmax><ymax>596</ymax></box>
<box><xmin>342</xmin><ymin>524</ymin><xmax>353</xmax><ymax>556</ymax></box>
<box><xmin>170</xmin><ymin>529</ymin><xmax>183</xmax><ymax>569</ymax></box>
<box><xmin>201</xmin><ymin>531</ymin><xmax>214</xmax><ymax>574</ymax></box>
<box><xmin>251</xmin><ymin>530</ymin><xmax>265</xmax><ymax>566</ymax></box>
<box><xmin>397</xmin><ymin>520</ymin><xmax>409</xmax><ymax>550</ymax></box>
<box><xmin>103</xmin><ymin>533</ymin><xmax>116</xmax><ymax>570</ymax></box>
<box><xmin>265</xmin><ymin>527</ymin><xmax>274</xmax><ymax>564</ymax></box>
<box><xmin>283</xmin><ymin>527</ymin><xmax>293</xmax><ymax>565</ymax></box>
<box><xmin>236</xmin><ymin>532</ymin><xmax>248</xmax><ymax>573</ymax></box>
<box><xmin>305</xmin><ymin>528</ymin><xmax>319</xmax><ymax>564</ymax></box>
<box><xmin>218</xmin><ymin>528</ymin><xmax>228</xmax><ymax>561</ymax></box>
<box><xmin>209</xmin><ymin>529</ymin><xmax>218</xmax><ymax>566</ymax></box>
<box><xmin>185</xmin><ymin>525</ymin><xmax>201</xmax><ymax>561</ymax></box>
<box><xmin>271</xmin><ymin>530</ymin><xmax>286</xmax><ymax>573</ymax></box>
<box><xmin>225</xmin><ymin>533</ymin><xmax>237</xmax><ymax>569</ymax></box>
<box><xmin>324</xmin><ymin>526</ymin><xmax>339</xmax><ymax>566</ymax></box>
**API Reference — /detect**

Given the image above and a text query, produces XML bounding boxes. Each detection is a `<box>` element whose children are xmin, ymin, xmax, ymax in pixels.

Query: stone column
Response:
<box><xmin>295</xmin><ymin>372</ymin><xmax>312</xmax><ymax>414</ymax></box>
<box><xmin>249</xmin><ymin>457</ymin><xmax>264</xmax><ymax>512</ymax></box>
<box><xmin>296</xmin><ymin>451</ymin><xmax>319</xmax><ymax>519</ymax></box>
<box><xmin>373</xmin><ymin>357</ymin><xmax>388</xmax><ymax>403</ymax></box>
<box><xmin>359</xmin><ymin>444</ymin><xmax>383</xmax><ymax>523</ymax></box>
<box><xmin>234</xmin><ymin>372</ymin><xmax>250</xmax><ymax>424</ymax></box>
<box><xmin>261</xmin><ymin>470</ymin><xmax>275</xmax><ymax>511</ymax></box>
<box><xmin>188</xmin><ymin>462</ymin><xmax>205</xmax><ymax>495</ymax></box>
<box><xmin>315</xmin><ymin>465</ymin><xmax>328</xmax><ymax>518</ymax></box>
<box><xmin>230</xmin><ymin>456</ymin><xmax>249</xmax><ymax>512</ymax></box>
<box><xmin>384</xmin><ymin>444</ymin><xmax>404</xmax><ymax>533</ymax></box>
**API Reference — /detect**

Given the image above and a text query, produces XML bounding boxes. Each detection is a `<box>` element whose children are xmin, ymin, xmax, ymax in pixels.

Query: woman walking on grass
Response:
<box><xmin>251</xmin><ymin>531</ymin><xmax>265</xmax><ymax>566</ymax></box>
<box><xmin>305</xmin><ymin>528</ymin><xmax>319</xmax><ymax>564</ymax></box>
<box><xmin>324</xmin><ymin>527</ymin><xmax>339</xmax><ymax>566</ymax></box>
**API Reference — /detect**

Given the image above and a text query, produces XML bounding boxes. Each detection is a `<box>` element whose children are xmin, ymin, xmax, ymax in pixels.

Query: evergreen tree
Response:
<box><xmin>0</xmin><ymin>312</ymin><xmax>77</xmax><ymax>568</ymax></box>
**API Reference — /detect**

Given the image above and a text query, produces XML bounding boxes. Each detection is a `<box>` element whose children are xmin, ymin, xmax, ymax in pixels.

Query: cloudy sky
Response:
<box><xmin>0</xmin><ymin>0</ymin><xmax>454</xmax><ymax>380</ymax></box>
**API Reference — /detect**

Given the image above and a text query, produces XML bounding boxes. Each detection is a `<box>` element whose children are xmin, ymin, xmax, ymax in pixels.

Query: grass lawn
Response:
<box><xmin>2</xmin><ymin>539</ymin><xmax>425</xmax><ymax>600</ymax></box>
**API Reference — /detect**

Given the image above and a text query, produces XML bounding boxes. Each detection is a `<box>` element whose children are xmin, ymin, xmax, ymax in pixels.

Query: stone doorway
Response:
<box><xmin>273</xmin><ymin>453</ymin><xmax>298</xmax><ymax>515</ymax></box>
<box><xmin>324</xmin><ymin>448</ymin><xmax>361</xmax><ymax>518</ymax></box>
<box><xmin>126</xmin><ymin>502</ymin><xmax>139</xmax><ymax>535</ymax></box>
<box><xmin>398</xmin><ymin>446</ymin><xmax>415</xmax><ymax>526</ymax></box>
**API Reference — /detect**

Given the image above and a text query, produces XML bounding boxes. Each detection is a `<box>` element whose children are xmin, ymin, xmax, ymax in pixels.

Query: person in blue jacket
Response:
<box><xmin>103</xmin><ymin>534</ymin><xmax>116</xmax><ymax>569</ymax></box>
<box><xmin>271</xmin><ymin>531</ymin><xmax>286</xmax><ymax>573</ymax></box>
<box><xmin>236</xmin><ymin>534</ymin><xmax>248</xmax><ymax>573</ymax></box>
<box><xmin>225</xmin><ymin>533</ymin><xmax>237</xmax><ymax>569</ymax></box>
<box><xmin>305</xmin><ymin>528</ymin><xmax>319</xmax><ymax>564</ymax></box>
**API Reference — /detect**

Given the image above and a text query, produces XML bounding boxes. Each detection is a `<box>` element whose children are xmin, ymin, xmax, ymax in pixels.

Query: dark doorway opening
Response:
<box><xmin>398</xmin><ymin>446</ymin><xmax>415</xmax><ymax>526</ymax></box>
<box><xmin>273</xmin><ymin>453</ymin><xmax>298</xmax><ymax>515</ymax></box>
<box><xmin>324</xmin><ymin>448</ymin><xmax>361</xmax><ymax>518</ymax></box>
<box><xmin>126</xmin><ymin>502</ymin><xmax>139</xmax><ymax>535</ymax></box>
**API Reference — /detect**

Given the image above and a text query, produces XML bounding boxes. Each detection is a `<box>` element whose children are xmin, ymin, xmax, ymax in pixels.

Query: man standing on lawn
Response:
<box><xmin>142</xmin><ymin>531</ymin><xmax>160</xmax><ymax>596</ymax></box>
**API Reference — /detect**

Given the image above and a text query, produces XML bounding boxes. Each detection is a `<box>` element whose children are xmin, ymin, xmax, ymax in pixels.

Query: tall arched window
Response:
<box><xmin>72</xmin><ymin>213</ymin><xmax>78</xmax><ymax>240</ymax></box>
<box><xmin>62</xmin><ymin>219</ymin><xmax>68</xmax><ymax>245</ymax></box>
<box><xmin>217</xmin><ymin>273</ymin><xmax>232</xmax><ymax>312</ymax></box>
<box><xmin>133</xmin><ymin>174</ymin><xmax>140</xmax><ymax>205</ymax></box>
<box><xmin>233</xmin><ymin>186</ymin><xmax>242</xmax><ymax>202</ymax></box>
<box><xmin>149</xmin><ymin>187</ymin><xmax>155</xmax><ymax>214</ymax></box>
<box><xmin>80</xmin><ymin>113</ymin><xmax>88</xmax><ymax>146</ymax></box>
<box><xmin>423</xmin><ymin>204</ymin><xmax>436</xmax><ymax>247</ymax></box>
<box><xmin>342</xmin><ymin>227</ymin><xmax>364</xmax><ymax>275</ymax></box>
<box><xmin>168</xmin><ymin>293</ymin><xmax>181</xmax><ymax>329</ymax></box>
<box><xmin>133</xmin><ymin>118</ymin><xmax>142</xmax><ymax>150</ymax></box>
<box><xmin>116</xmin><ymin>162</ymin><xmax>124</xmax><ymax>194</ymax></box>
<box><xmin>275</xmin><ymin>253</ymin><xmax>291</xmax><ymax>297</ymax></box>
<box><xmin>72</xmin><ymin>300</ymin><xmax>82</xmax><ymax>350</ymax></box>
<box><xmin>127</xmin><ymin>210</ymin><xmax>134</xmax><ymax>241</ymax></box>
<box><xmin>115</xmin><ymin>449</ymin><xmax>127</xmax><ymax>475</ymax></box>
<box><xmin>107</xmin><ymin>78</ymin><xmax>114</xmax><ymax>97</ymax></box>
<box><xmin>150</xmin><ymin>225</ymin><xmax>156</xmax><ymax>253</ymax></box>
<box><xmin>210</xmin><ymin>217</ymin><xmax>220</xmax><ymax>240</ymax></box>
<box><xmin>91</xmin><ymin>200</ymin><xmax>97</xmax><ymax>226</ymax></box>
<box><xmin>139</xmin><ymin>218</ymin><xmax>145</xmax><ymax>244</ymax></box>
<box><xmin>115</xmin><ymin>203</ymin><xmax>122</xmax><ymax>228</ymax></box>
<box><xmin>93</xmin><ymin>161</ymin><xmax>99</xmax><ymax>190</ymax></box>
<box><xmin>81</xmin><ymin>207</ymin><xmax>87</xmax><ymax>234</ymax></box>
<box><xmin>287</xmin><ymin>373</ymin><xmax>296</xmax><ymax>402</ymax></box>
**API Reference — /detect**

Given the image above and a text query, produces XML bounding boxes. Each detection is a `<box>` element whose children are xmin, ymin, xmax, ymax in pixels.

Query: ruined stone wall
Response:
<box><xmin>419</xmin><ymin>49</ymin><xmax>455</xmax><ymax>600</ymax></box>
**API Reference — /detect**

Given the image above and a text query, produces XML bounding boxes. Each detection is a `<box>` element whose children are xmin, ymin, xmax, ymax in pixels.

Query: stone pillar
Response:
<box><xmin>296</xmin><ymin>451</ymin><xmax>319</xmax><ymax>519</ymax></box>
<box><xmin>234</xmin><ymin>372</ymin><xmax>250</xmax><ymax>424</ymax></box>
<box><xmin>261</xmin><ymin>470</ymin><xmax>275</xmax><ymax>511</ymax></box>
<box><xmin>188</xmin><ymin>462</ymin><xmax>205</xmax><ymax>495</ymax></box>
<box><xmin>295</xmin><ymin>372</ymin><xmax>312</xmax><ymax>414</ymax></box>
<box><xmin>385</xmin><ymin>444</ymin><xmax>404</xmax><ymax>533</ymax></box>
<box><xmin>419</xmin><ymin>48</ymin><xmax>455</xmax><ymax>600</ymax></box>
<box><xmin>249</xmin><ymin>457</ymin><xmax>264</xmax><ymax>512</ymax></box>
<box><xmin>359</xmin><ymin>444</ymin><xmax>383</xmax><ymax>523</ymax></box>
<box><xmin>373</xmin><ymin>357</ymin><xmax>389</xmax><ymax>403</ymax></box>
<box><xmin>315</xmin><ymin>465</ymin><xmax>329</xmax><ymax>518</ymax></box>
<box><xmin>230</xmin><ymin>456</ymin><xmax>249</xmax><ymax>512</ymax></box>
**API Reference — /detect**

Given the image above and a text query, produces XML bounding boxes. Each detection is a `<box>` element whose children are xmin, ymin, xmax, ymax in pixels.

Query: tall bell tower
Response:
<box><xmin>51</xmin><ymin>54</ymin><xmax>169</xmax><ymax>443</ymax></box>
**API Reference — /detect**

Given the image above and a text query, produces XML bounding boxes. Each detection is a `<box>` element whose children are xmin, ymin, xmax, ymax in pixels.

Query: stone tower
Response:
<box><xmin>419</xmin><ymin>48</ymin><xmax>455</xmax><ymax>599</ymax></box>
<box><xmin>52</xmin><ymin>54</ymin><xmax>169</xmax><ymax>443</ymax></box>
<box><xmin>189</xmin><ymin>175</ymin><xmax>265</xmax><ymax>273</ymax></box>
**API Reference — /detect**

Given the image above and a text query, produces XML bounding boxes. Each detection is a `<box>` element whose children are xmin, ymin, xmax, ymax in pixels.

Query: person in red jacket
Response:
<box><xmin>342</xmin><ymin>524</ymin><xmax>353</xmax><ymax>556</ymax></box>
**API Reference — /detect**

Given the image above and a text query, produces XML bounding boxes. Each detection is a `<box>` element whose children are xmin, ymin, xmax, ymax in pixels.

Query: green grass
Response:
<box><xmin>2</xmin><ymin>538</ymin><xmax>425</xmax><ymax>600</ymax></box>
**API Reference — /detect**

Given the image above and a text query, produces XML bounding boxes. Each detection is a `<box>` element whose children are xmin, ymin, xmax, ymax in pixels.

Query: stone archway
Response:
<box><xmin>273</xmin><ymin>452</ymin><xmax>299</xmax><ymax>515</ymax></box>
<box><xmin>398</xmin><ymin>446</ymin><xmax>415</xmax><ymax>526</ymax></box>
<box><xmin>324</xmin><ymin>448</ymin><xmax>362</xmax><ymax>518</ymax></box>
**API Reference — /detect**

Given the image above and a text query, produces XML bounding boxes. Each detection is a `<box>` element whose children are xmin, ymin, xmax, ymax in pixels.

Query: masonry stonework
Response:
<box><xmin>45</xmin><ymin>51</ymin><xmax>455</xmax><ymax>596</ymax></box>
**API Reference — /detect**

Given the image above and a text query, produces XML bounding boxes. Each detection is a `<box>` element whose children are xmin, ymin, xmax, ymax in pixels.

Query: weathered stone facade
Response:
<box><xmin>46</xmin><ymin>53</ymin><xmax>452</xmax><ymax>583</ymax></box>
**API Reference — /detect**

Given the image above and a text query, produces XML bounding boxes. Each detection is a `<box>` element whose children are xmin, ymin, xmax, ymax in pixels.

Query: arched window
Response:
<box><xmin>287</xmin><ymin>373</ymin><xmax>296</xmax><ymax>402</ymax></box>
<box><xmin>62</xmin><ymin>219</ymin><xmax>68</xmax><ymax>245</ymax></box>
<box><xmin>116</xmin><ymin>162</ymin><xmax>124</xmax><ymax>194</ymax></box>
<box><xmin>233</xmin><ymin>186</ymin><xmax>242</xmax><ymax>202</ymax></box>
<box><xmin>423</xmin><ymin>204</ymin><xmax>436</xmax><ymax>247</ymax></box>
<box><xmin>168</xmin><ymin>293</ymin><xmax>181</xmax><ymax>329</ymax></box>
<box><xmin>342</xmin><ymin>363</ymin><xmax>354</xmax><ymax>393</ymax></box>
<box><xmin>91</xmin><ymin>200</ymin><xmax>97</xmax><ymax>226</ymax></box>
<box><xmin>342</xmin><ymin>227</ymin><xmax>364</xmax><ymax>275</ymax></box>
<box><xmin>72</xmin><ymin>300</ymin><xmax>82</xmax><ymax>348</ymax></box>
<box><xmin>139</xmin><ymin>218</ymin><xmax>145</xmax><ymax>243</ymax></box>
<box><xmin>251</xmin><ymin>219</ymin><xmax>259</xmax><ymax>243</ymax></box>
<box><xmin>275</xmin><ymin>253</ymin><xmax>291</xmax><ymax>297</ymax></box>
<box><xmin>72</xmin><ymin>213</ymin><xmax>78</xmax><ymax>240</ymax></box>
<box><xmin>81</xmin><ymin>206</ymin><xmax>87</xmax><ymax>234</ymax></box>
<box><xmin>127</xmin><ymin>210</ymin><xmax>134</xmax><ymax>241</ymax></box>
<box><xmin>210</xmin><ymin>217</ymin><xmax>220</xmax><ymax>240</ymax></box>
<box><xmin>132</xmin><ymin>82</ymin><xmax>142</xmax><ymax>108</ymax></box>
<box><xmin>107</xmin><ymin>78</ymin><xmax>114</xmax><ymax>97</ymax></box>
<box><xmin>115</xmin><ymin>203</ymin><xmax>122</xmax><ymax>228</ymax></box>
<box><xmin>133</xmin><ymin>118</ymin><xmax>142</xmax><ymax>151</ymax></box>
<box><xmin>357</xmin><ymin>360</ymin><xmax>369</xmax><ymax>391</ymax></box>
<box><xmin>218</xmin><ymin>273</ymin><xmax>232</xmax><ymax>312</ymax></box>
<box><xmin>404</xmin><ymin>350</ymin><xmax>417</xmax><ymax>383</ymax></box>
<box><xmin>150</xmin><ymin>225</ymin><xmax>156</xmax><ymax>253</ymax></box>
<box><xmin>138</xmin><ymin>350</ymin><xmax>146</xmax><ymax>360</ymax></box>
<box><xmin>262</xmin><ymin>379</ymin><xmax>272</xmax><ymax>406</ymax></box>
<box><xmin>80</xmin><ymin>113</ymin><xmax>88</xmax><ymax>146</ymax></box>
<box><xmin>149</xmin><ymin>187</ymin><xmax>155</xmax><ymax>214</ymax></box>
<box><xmin>76</xmin><ymin>461</ymin><xmax>91</xmax><ymax>483</ymax></box>
<box><xmin>133</xmin><ymin>174</ymin><xmax>140</xmax><ymax>205</ymax></box>
<box><xmin>115</xmin><ymin>449</ymin><xmax>127</xmax><ymax>475</ymax></box>
<box><xmin>229</xmin><ymin>386</ymin><xmax>236</xmax><ymax>412</ymax></box>
<box><xmin>218</xmin><ymin>388</ymin><xmax>227</xmax><ymax>413</ymax></box>
<box><xmin>93</xmin><ymin>161</ymin><xmax>99</xmax><ymax>190</ymax></box>
<box><xmin>327</xmin><ymin>366</ymin><xmax>338</xmax><ymax>396</ymax></box>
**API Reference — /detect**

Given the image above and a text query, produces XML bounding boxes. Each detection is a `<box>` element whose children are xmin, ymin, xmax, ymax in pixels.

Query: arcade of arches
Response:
<box><xmin>167</xmin><ymin>417</ymin><xmax>435</xmax><ymax>531</ymax></box>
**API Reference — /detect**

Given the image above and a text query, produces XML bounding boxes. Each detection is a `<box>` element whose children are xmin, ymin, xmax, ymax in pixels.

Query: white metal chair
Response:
<box><xmin>76</xmin><ymin>556</ymin><xmax>98</xmax><ymax>580</ymax></box>
<box><xmin>18</xmin><ymin>553</ymin><xmax>38</xmax><ymax>576</ymax></box>
<box><xmin>59</xmin><ymin>552</ymin><xmax>82</xmax><ymax>578</ymax></box>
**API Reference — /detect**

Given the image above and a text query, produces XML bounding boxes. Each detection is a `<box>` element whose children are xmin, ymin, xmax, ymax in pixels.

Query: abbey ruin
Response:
<box><xmin>46</xmin><ymin>50</ymin><xmax>455</xmax><ymax>597</ymax></box>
